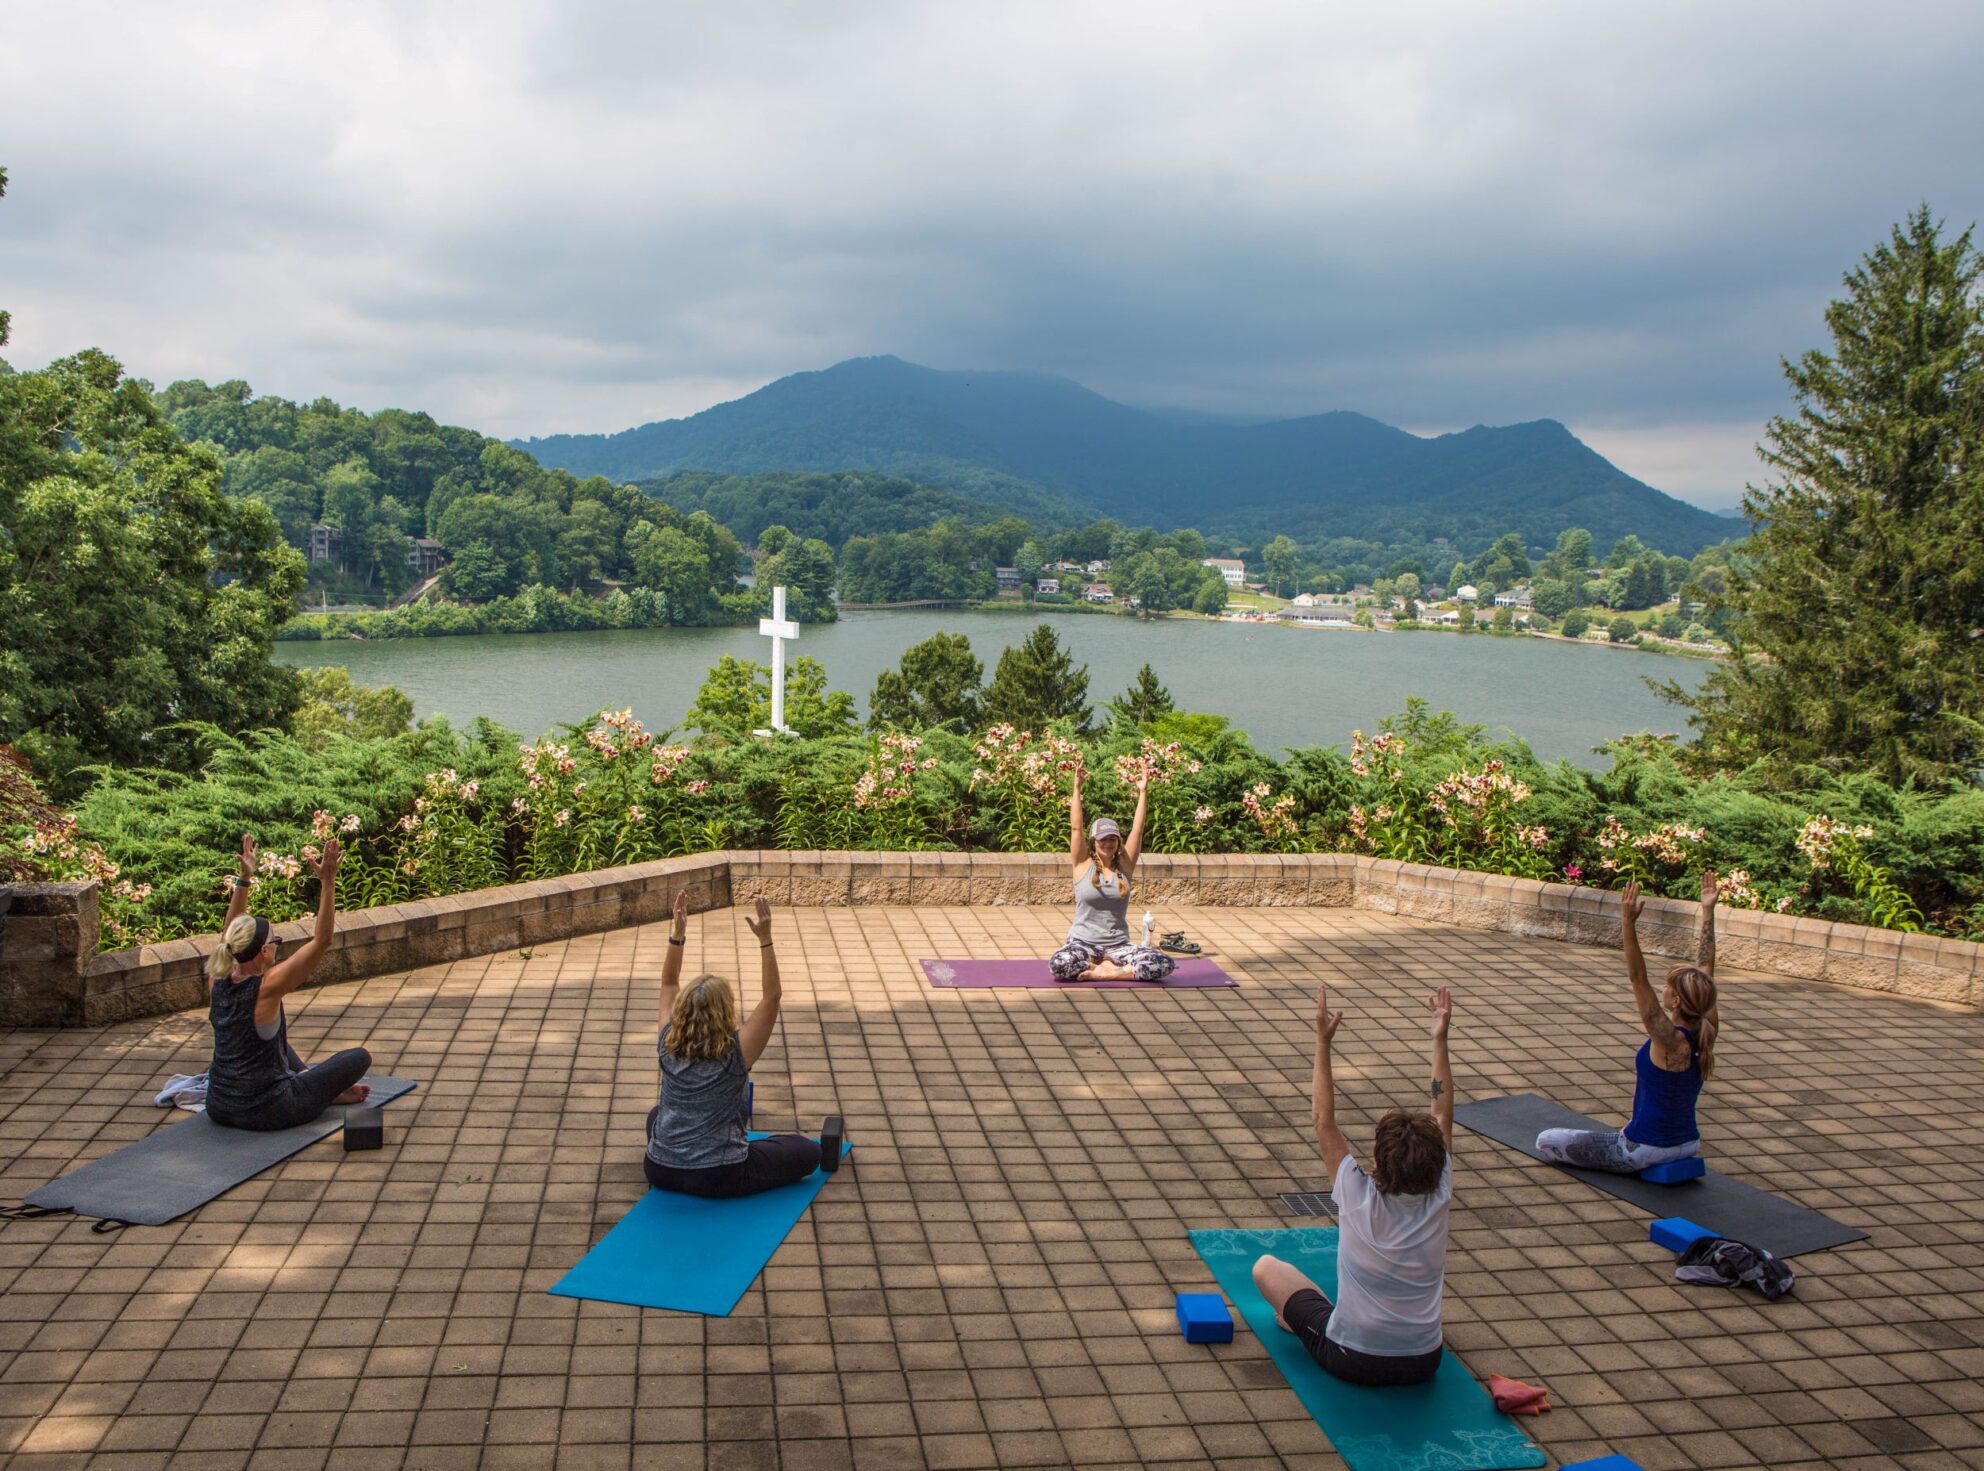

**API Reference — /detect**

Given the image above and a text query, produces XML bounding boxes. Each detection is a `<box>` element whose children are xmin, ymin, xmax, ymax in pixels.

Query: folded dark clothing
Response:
<box><xmin>1676</xmin><ymin>1235</ymin><xmax>1796</xmax><ymax>1300</ymax></box>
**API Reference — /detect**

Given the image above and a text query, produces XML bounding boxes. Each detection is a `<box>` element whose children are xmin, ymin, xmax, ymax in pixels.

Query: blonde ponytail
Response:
<box><xmin>208</xmin><ymin>915</ymin><xmax>261</xmax><ymax>983</ymax></box>
<box><xmin>1669</xmin><ymin>966</ymin><xmax>1719</xmax><ymax>1081</ymax></box>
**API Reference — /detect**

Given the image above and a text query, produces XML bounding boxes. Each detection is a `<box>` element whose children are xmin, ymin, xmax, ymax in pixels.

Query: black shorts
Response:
<box><xmin>1283</xmin><ymin>1289</ymin><xmax>1443</xmax><ymax>1387</ymax></box>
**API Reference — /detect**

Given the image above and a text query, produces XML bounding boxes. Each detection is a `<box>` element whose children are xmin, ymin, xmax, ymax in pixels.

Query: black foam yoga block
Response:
<box><xmin>343</xmin><ymin>1106</ymin><xmax>384</xmax><ymax>1152</ymax></box>
<box><xmin>819</xmin><ymin>1116</ymin><xmax>843</xmax><ymax>1174</ymax></box>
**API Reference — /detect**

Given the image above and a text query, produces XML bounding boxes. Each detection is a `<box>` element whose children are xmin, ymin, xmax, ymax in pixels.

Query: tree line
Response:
<box><xmin>6</xmin><ymin>170</ymin><xmax>1982</xmax><ymax>806</ymax></box>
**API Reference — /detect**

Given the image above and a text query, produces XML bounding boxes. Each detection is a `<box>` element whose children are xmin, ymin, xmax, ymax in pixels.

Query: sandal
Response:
<box><xmin>1159</xmin><ymin>931</ymin><xmax>1201</xmax><ymax>954</ymax></box>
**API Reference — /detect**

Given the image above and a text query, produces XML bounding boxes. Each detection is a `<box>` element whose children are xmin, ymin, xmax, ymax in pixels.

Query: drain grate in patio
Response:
<box><xmin>1278</xmin><ymin>1192</ymin><xmax>1336</xmax><ymax>1217</ymax></box>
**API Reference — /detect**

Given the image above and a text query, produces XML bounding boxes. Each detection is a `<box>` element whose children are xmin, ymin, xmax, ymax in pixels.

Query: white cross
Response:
<box><xmin>756</xmin><ymin>585</ymin><xmax>799</xmax><ymax>735</ymax></box>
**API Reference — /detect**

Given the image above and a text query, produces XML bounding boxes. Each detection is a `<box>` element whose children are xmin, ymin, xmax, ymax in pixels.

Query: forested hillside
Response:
<box><xmin>642</xmin><ymin>469</ymin><xmax>1075</xmax><ymax>549</ymax></box>
<box><xmin>514</xmin><ymin>355</ymin><xmax>1738</xmax><ymax>554</ymax></box>
<box><xmin>156</xmin><ymin>380</ymin><xmax>766</xmax><ymax>614</ymax></box>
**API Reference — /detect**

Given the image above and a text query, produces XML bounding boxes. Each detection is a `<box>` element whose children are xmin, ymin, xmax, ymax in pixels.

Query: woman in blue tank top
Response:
<box><xmin>1536</xmin><ymin>873</ymin><xmax>1721</xmax><ymax>1173</ymax></box>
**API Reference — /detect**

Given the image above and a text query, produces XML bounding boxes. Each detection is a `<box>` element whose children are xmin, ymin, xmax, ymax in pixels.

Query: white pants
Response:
<box><xmin>1535</xmin><ymin>1127</ymin><xmax>1700</xmax><ymax>1175</ymax></box>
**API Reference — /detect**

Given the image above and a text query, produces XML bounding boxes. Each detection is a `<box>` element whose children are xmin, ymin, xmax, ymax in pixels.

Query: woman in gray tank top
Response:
<box><xmin>644</xmin><ymin>894</ymin><xmax>823</xmax><ymax>1197</ymax></box>
<box><xmin>1047</xmin><ymin>770</ymin><xmax>1176</xmax><ymax>984</ymax></box>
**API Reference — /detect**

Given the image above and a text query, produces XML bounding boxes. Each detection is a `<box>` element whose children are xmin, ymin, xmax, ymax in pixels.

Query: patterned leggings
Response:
<box><xmin>1048</xmin><ymin>939</ymin><xmax>1177</xmax><ymax>983</ymax></box>
<box><xmin>1535</xmin><ymin>1127</ymin><xmax>1700</xmax><ymax>1174</ymax></box>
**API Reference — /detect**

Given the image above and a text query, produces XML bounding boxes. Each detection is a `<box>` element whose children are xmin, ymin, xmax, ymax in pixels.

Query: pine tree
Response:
<box><xmin>1671</xmin><ymin>208</ymin><xmax>1984</xmax><ymax>783</ymax></box>
<box><xmin>1108</xmin><ymin>664</ymin><xmax>1175</xmax><ymax>728</ymax></box>
<box><xmin>983</xmin><ymin>624</ymin><xmax>1093</xmax><ymax>732</ymax></box>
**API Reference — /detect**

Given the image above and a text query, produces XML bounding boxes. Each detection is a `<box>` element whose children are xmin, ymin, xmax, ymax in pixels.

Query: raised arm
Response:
<box><xmin>260</xmin><ymin>839</ymin><xmax>340</xmax><ymax>1012</ymax></box>
<box><xmin>1621</xmin><ymin>881</ymin><xmax>1681</xmax><ymax>1052</ymax></box>
<box><xmin>1124</xmin><ymin>775</ymin><xmax>1150</xmax><ymax>868</ymax></box>
<box><xmin>1428</xmin><ymin>986</ymin><xmax>1454</xmax><ymax>1153</ymax></box>
<box><xmin>1069</xmin><ymin>769</ymin><xmax>1087</xmax><ymax>868</ymax></box>
<box><xmin>658</xmin><ymin>888</ymin><xmax>690</xmax><ymax>1031</ymax></box>
<box><xmin>1696</xmin><ymin>869</ymin><xmax>1718</xmax><ymax>978</ymax></box>
<box><xmin>1311</xmin><ymin>984</ymin><xmax>1353</xmax><ymax>1179</ymax></box>
<box><xmin>223</xmin><ymin>833</ymin><xmax>256</xmax><ymax>930</ymax></box>
<box><xmin>736</xmin><ymin>899</ymin><xmax>783</xmax><ymax>1068</ymax></box>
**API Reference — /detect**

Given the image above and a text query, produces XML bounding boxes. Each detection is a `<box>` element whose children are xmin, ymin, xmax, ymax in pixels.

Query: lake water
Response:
<box><xmin>275</xmin><ymin>611</ymin><xmax>1709</xmax><ymax>766</ymax></box>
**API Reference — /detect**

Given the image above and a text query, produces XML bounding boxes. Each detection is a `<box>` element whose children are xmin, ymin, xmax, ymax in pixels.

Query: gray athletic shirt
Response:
<box><xmin>1068</xmin><ymin>862</ymin><xmax>1132</xmax><ymax>946</ymax></box>
<box><xmin>648</xmin><ymin>1025</ymin><xmax>750</xmax><ymax>1169</ymax></box>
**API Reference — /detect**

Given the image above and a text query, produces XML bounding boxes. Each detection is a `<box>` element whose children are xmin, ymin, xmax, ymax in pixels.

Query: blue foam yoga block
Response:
<box><xmin>1649</xmin><ymin>1216</ymin><xmax>1715</xmax><ymax>1253</ymax></box>
<box><xmin>1175</xmin><ymin>1292</ymin><xmax>1234</xmax><ymax>1343</ymax></box>
<box><xmin>1639</xmin><ymin>1156</ymin><xmax>1705</xmax><ymax>1184</ymax></box>
<box><xmin>1560</xmin><ymin>1457</ymin><xmax>1646</xmax><ymax>1471</ymax></box>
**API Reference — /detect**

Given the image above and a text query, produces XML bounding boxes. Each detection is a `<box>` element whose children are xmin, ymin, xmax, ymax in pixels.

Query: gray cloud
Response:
<box><xmin>3</xmin><ymin>0</ymin><xmax>1980</xmax><ymax>508</ymax></box>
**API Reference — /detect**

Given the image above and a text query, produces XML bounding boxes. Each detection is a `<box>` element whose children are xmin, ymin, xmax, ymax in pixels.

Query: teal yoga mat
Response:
<box><xmin>1189</xmin><ymin>1227</ymin><xmax>1545</xmax><ymax>1471</ymax></box>
<box><xmin>549</xmin><ymin>1133</ymin><xmax>850</xmax><ymax>1315</ymax></box>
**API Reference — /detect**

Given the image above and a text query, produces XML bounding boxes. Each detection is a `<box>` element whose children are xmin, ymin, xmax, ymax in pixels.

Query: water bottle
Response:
<box><xmin>1141</xmin><ymin>910</ymin><xmax>1156</xmax><ymax>948</ymax></box>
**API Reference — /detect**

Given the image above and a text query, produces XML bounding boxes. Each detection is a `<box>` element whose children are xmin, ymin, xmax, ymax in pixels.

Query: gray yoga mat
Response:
<box><xmin>23</xmin><ymin>1075</ymin><xmax>417</xmax><ymax>1227</ymax></box>
<box><xmin>1454</xmin><ymin>1093</ymin><xmax>1866</xmax><ymax>1258</ymax></box>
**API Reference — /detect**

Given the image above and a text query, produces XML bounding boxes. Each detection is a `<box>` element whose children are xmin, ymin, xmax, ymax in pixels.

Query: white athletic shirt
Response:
<box><xmin>1327</xmin><ymin>1153</ymin><xmax>1452</xmax><ymax>1357</ymax></box>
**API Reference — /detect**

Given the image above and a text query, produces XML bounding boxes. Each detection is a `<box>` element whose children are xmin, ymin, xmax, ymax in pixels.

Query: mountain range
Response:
<box><xmin>512</xmin><ymin>355</ymin><xmax>1738</xmax><ymax>554</ymax></box>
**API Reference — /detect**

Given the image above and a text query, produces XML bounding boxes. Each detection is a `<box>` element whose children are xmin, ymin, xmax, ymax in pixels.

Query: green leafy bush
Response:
<box><xmin>9</xmin><ymin>694</ymin><xmax>1983</xmax><ymax>950</ymax></box>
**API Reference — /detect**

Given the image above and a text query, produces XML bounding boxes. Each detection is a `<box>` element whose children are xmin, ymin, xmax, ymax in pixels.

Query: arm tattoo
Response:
<box><xmin>1429</xmin><ymin>1080</ymin><xmax>1444</xmax><ymax>1100</ymax></box>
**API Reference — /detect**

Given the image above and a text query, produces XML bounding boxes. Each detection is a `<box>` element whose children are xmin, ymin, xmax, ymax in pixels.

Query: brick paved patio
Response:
<box><xmin>1</xmin><ymin>903</ymin><xmax>1980</xmax><ymax>1471</ymax></box>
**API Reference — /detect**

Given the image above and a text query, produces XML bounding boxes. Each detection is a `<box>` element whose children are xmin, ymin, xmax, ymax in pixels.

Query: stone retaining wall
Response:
<box><xmin>3</xmin><ymin>852</ymin><xmax>1975</xmax><ymax>1026</ymax></box>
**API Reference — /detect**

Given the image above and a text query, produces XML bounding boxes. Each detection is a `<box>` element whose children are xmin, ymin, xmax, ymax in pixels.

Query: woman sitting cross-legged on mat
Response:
<box><xmin>1253</xmin><ymin>983</ymin><xmax>1456</xmax><ymax>1388</ymax></box>
<box><xmin>1535</xmin><ymin>873</ymin><xmax>1720</xmax><ymax>1174</ymax></box>
<box><xmin>205</xmin><ymin>833</ymin><xmax>372</xmax><ymax>1131</ymax></box>
<box><xmin>645</xmin><ymin>892</ymin><xmax>822</xmax><ymax>1198</ymax></box>
<box><xmin>1048</xmin><ymin>768</ymin><xmax>1175</xmax><ymax>983</ymax></box>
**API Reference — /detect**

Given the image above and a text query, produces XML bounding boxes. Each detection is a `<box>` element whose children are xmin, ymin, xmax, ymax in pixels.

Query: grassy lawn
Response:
<box><xmin>1224</xmin><ymin>588</ymin><xmax>1288</xmax><ymax>612</ymax></box>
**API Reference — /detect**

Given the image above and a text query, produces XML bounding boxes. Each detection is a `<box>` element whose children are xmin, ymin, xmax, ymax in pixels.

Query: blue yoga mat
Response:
<box><xmin>549</xmin><ymin>1133</ymin><xmax>850</xmax><ymax>1315</ymax></box>
<box><xmin>1189</xmin><ymin>1227</ymin><xmax>1545</xmax><ymax>1471</ymax></box>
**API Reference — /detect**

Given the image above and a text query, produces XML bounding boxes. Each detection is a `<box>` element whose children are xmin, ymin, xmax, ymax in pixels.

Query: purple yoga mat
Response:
<box><xmin>920</xmin><ymin>957</ymin><xmax>1236</xmax><ymax>989</ymax></box>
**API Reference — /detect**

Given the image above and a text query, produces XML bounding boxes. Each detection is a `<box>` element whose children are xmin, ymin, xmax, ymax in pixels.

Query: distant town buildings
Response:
<box><xmin>1083</xmin><ymin>583</ymin><xmax>1113</xmax><ymax>603</ymax></box>
<box><xmin>407</xmin><ymin>538</ymin><xmax>447</xmax><ymax>578</ymax></box>
<box><xmin>1202</xmin><ymin>557</ymin><xmax>1246</xmax><ymax>587</ymax></box>
<box><xmin>1281</xmin><ymin>602</ymin><xmax>1357</xmax><ymax>626</ymax></box>
<box><xmin>995</xmin><ymin>566</ymin><xmax>1021</xmax><ymax>591</ymax></box>
<box><xmin>1036</xmin><ymin>578</ymin><xmax>1061</xmax><ymax>595</ymax></box>
<box><xmin>307</xmin><ymin>524</ymin><xmax>447</xmax><ymax>580</ymax></box>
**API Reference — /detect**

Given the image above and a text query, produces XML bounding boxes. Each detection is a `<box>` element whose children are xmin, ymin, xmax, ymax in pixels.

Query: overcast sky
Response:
<box><xmin>4</xmin><ymin>2</ymin><xmax>1979</xmax><ymax>509</ymax></box>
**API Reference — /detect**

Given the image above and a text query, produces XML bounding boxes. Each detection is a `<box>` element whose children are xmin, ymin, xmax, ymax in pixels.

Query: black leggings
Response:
<box><xmin>1284</xmin><ymin>1289</ymin><xmax>1444</xmax><ymax>1387</ymax></box>
<box><xmin>207</xmin><ymin>1048</ymin><xmax>372</xmax><ymax>1132</ymax></box>
<box><xmin>643</xmin><ymin>1107</ymin><xmax>822</xmax><ymax>1197</ymax></box>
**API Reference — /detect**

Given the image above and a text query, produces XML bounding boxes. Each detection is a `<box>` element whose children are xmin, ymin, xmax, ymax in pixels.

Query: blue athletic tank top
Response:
<box><xmin>1624</xmin><ymin>1026</ymin><xmax>1702</xmax><ymax>1148</ymax></box>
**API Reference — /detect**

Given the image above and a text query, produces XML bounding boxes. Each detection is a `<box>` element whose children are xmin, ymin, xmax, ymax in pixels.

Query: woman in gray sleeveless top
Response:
<box><xmin>644</xmin><ymin>893</ymin><xmax>822</xmax><ymax>1197</ymax></box>
<box><xmin>1048</xmin><ymin>770</ymin><xmax>1176</xmax><ymax>983</ymax></box>
<box><xmin>205</xmin><ymin>834</ymin><xmax>372</xmax><ymax>1131</ymax></box>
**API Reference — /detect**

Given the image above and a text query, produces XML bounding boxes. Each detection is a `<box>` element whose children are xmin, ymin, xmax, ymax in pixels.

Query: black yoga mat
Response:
<box><xmin>1454</xmin><ymin>1093</ymin><xmax>1867</xmax><ymax>1258</ymax></box>
<box><xmin>23</xmin><ymin>1075</ymin><xmax>417</xmax><ymax>1227</ymax></box>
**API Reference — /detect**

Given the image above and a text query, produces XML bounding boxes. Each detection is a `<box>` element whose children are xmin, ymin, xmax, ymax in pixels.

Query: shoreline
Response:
<box><xmin>281</xmin><ymin>593</ymin><xmax>1726</xmax><ymax>663</ymax></box>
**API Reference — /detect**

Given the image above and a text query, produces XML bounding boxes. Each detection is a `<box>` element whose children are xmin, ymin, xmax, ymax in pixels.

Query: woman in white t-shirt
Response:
<box><xmin>1253</xmin><ymin>984</ymin><xmax>1455</xmax><ymax>1387</ymax></box>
